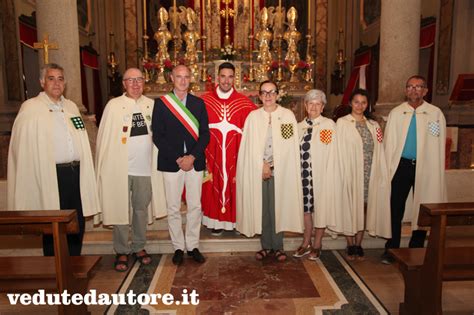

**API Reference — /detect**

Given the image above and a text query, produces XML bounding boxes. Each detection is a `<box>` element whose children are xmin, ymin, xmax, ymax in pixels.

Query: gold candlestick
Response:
<box><xmin>336</xmin><ymin>28</ymin><xmax>346</xmax><ymax>78</ymax></box>
<box><xmin>248</xmin><ymin>35</ymin><xmax>254</xmax><ymax>82</ymax></box>
<box><xmin>200</xmin><ymin>36</ymin><xmax>208</xmax><ymax>82</ymax></box>
<box><xmin>142</xmin><ymin>0</ymin><xmax>149</xmax><ymax>60</ymax></box>
<box><xmin>173</xmin><ymin>35</ymin><xmax>179</xmax><ymax>66</ymax></box>
<box><xmin>220</xmin><ymin>0</ymin><xmax>235</xmax><ymax>47</ymax></box>
<box><xmin>307</xmin><ymin>0</ymin><xmax>310</xmax><ymax>27</ymax></box>
<box><xmin>276</xmin><ymin>34</ymin><xmax>283</xmax><ymax>82</ymax></box>
<box><xmin>304</xmin><ymin>34</ymin><xmax>314</xmax><ymax>83</ymax></box>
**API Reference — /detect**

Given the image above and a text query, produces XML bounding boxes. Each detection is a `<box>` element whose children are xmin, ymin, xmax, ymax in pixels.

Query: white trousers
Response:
<box><xmin>163</xmin><ymin>168</ymin><xmax>203</xmax><ymax>251</ymax></box>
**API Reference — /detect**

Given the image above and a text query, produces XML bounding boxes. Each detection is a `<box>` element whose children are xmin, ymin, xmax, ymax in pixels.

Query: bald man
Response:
<box><xmin>152</xmin><ymin>65</ymin><xmax>210</xmax><ymax>265</ymax></box>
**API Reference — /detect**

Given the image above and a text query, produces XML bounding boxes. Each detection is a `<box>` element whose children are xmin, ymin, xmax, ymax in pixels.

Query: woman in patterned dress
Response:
<box><xmin>336</xmin><ymin>89</ymin><xmax>391</xmax><ymax>261</ymax></box>
<box><xmin>293</xmin><ymin>90</ymin><xmax>342</xmax><ymax>260</ymax></box>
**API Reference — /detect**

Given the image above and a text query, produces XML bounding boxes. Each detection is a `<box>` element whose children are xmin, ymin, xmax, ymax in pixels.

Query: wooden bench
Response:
<box><xmin>0</xmin><ymin>210</ymin><xmax>101</xmax><ymax>314</ymax></box>
<box><xmin>389</xmin><ymin>202</ymin><xmax>474</xmax><ymax>315</ymax></box>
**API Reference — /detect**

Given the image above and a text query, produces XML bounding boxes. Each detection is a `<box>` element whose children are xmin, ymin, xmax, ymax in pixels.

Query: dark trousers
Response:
<box><xmin>385</xmin><ymin>158</ymin><xmax>427</xmax><ymax>249</ymax></box>
<box><xmin>43</xmin><ymin>164</ymin><xmax>85</xmax><ymax>256</ymax></box>
<box><xmin>261</xmin><ymin>177</ymin><xmax>284</xmax><ymax>251</ymax></box>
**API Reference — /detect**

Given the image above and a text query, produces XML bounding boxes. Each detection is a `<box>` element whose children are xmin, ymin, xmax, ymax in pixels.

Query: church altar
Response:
<box><xmin>125</xmin><ymin>1</ymin><xmax>325</xmax><ymax>122</ymax></box>
<box><xmin>115</xmin><ymin>0</ymin><xmax>329</xmax><ymax>107</ymax></box>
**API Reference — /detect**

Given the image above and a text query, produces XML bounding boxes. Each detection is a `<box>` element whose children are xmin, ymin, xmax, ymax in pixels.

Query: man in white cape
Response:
<box><xmin>382</xmin><ymin>75</ymin><xmax>447</xmax><ymax>264</ymax></box>
<box><xmin>96</xmin><ymin>68</ymin><xmax>166</xmax><ymax>271</ymax></box>
<box><xmin>8</xmin><ymin>63</ymin><xmax>100</xmax><ymax>256</ymax></box>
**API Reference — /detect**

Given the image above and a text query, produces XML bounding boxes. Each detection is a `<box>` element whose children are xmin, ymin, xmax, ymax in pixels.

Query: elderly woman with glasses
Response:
<box><xmin>293</xmin><ymin>89</ymin><xmax>343</xmax><ymax>261</ymax></box>
<box><xmin>336</xmin><ymin>88</ymin><xmax>391</xmax><ymax>261</ymax></box>
<box><xmin>236</xmin><ymin>80</ymin><xmax>303</xmax><ymax>262</ymax></box>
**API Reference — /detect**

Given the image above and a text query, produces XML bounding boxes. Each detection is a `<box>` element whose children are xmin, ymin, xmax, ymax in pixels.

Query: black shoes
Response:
<box><xmin>211</xmin><ymin>229</ymin><xmax>224</xmax><ymax>236</ymax></box>
<box><xmin>381</xmin><ymin>251</ymin><xmax>395</xmax><ymax>265</ymax></box>
<box><xmin>172</xmin><ymin>249</ymin><xmax>184</xmax><ymax>265</ymax></box>
<box><xmin>187</xmin><ymin>248</ymin><xmax>206</xmax><ymax>263</ymax></box>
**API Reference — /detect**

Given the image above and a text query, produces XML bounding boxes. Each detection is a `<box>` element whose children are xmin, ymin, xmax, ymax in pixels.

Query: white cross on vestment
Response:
<box><xmin>208</xmin><ymin>105</ymin><xmax>242</xmax><ymax>213</ymax></box>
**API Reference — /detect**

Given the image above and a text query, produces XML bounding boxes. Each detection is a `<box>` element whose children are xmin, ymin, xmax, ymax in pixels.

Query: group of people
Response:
<box><xmin>7</xmin><ymin>61</ymin><xmax>447</xmax><ymax>270</ymax></box>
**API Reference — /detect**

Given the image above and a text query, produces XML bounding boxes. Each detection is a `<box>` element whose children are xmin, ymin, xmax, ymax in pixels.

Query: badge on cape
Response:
<box><xmin>70</xmin><ymin>116</ymin><xmax>85</xmax><ymax>130</ymax></box>
<box><xmin>428</xmin><ymin>121</ymin><xmax>440</xmax><ymax>137</ymax></box>
<box><xmin>319</xmin><ymin>129</ymin><xmax>333</xmax><ymax>144</ymax></box>
<box><xmin>376</xmin><ymin>127</ymin><xmax>383</xmax><ymax>143</ymax></box>
<box><xmin>280</xmin><ymin>123</ymin><xmax>294</xmax><ymax>139</ymax></box>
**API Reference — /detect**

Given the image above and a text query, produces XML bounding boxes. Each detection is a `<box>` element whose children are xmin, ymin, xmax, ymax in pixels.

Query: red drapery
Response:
<box><xmin>340</xmin><ymin>20</ymin><xmax>436</xmax><ymax>107</ymax></box>
<box><xmin>19</xmin><ymin>21</ymin><xmax>37</xmax><ymax>48</ymax></box>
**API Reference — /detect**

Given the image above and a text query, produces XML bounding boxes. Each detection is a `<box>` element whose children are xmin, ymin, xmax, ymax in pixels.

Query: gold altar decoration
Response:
<box><xmin>141</xmin><ymin>2</ymin><xmax>317</xmax><ymax>93</ymax></box>
<box><xmin>304</xmin><ymin>0</ymin><xmax>314</xmax><ymax>85</ymax></box>
<box><xmin>182</xmin><ymin>7</ymin><xmax>201</xmax><ymax>80</ymax></box>
<box><xmin>254</xmin><ymin>7</ymin><xmax>272</xmax><ymax>82</ymax></box>
<box><xmin>34</xmin><ymin>34</ymin><xmax>58</xmax><ymax>65</ymax></box>
<box><xmin>170</xmin><ymin>0</ymin><xmax>182</xmax><ymax>65</ymax></box>
<box><xmin>284</xmin><ymin>7</ymin><xmax>302</xmax><ymax>83</ymax></box>
<box><xmin>154</xmin><ymin>8</ymin><xmax>172</xmax><ymax>65</ymax></box>
<box><xmin>220</xmin><ymin>0</ymin><xmax>236</xmax><ymax>48</ymax></box>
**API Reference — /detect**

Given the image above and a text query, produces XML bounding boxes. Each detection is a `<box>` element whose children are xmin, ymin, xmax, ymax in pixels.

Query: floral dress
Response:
<box><xmin>355</xmin><ymin>121</ymin><xmax>374</xmax><ymax>203</ymax></box>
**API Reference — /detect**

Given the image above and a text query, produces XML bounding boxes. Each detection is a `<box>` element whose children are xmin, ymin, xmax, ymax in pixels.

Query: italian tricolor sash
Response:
<box><xmin>160</xmin><ymin>93</ymin><xmax>200</xmax><ymax>140</ymax></box>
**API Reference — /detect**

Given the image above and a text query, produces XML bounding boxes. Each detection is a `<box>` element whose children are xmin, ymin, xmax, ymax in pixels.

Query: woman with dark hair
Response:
<box><xmin>336</xmin><ymin>89</ymin><xmax>391</xmax><ymax>260</ymax></box>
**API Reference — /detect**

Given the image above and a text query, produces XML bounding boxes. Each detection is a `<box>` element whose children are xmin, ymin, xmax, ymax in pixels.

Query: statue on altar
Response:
<box><xmin>255</xmin><ymin>7</ymin><xmax>273</xmax><ymax>81</ymax></box>
<box><xmin>183</xmin><ymin>8</ymin><xmax>200</xmax><ymax>63</ymax></box>
<box><xmin>182</xmin><ymin>7</ymin><xmax>201</xmax><ymax>79</ymax></box>
<box><xmin>154</xmin><ymin>7</ymin><xmax>172</xmax><ymax>65</ymax></box>
<box><xmin>283</xmin><ymin>7</ymin><xmax>302</xmax><ymax>82</ymax></box>
<box><xmin>272</xmin><ymin>6</ymin><xmax>286</xmax><ymax>41</ymax></box>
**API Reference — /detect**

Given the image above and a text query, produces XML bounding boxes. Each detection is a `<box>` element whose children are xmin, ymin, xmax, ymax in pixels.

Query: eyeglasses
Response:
<box><xmin>406</xmin><ymin>85</ymin><xmax>425</xmax><ymax>91</ymax></box>
<box><xmin>123</xmin><ymin>77</ymin><xmax>145</xmax><ymax>84</ymax></box>
<box><xmin>259</xmin><ymin>90</ymin><xmax>278</xmax><ymax>97</ymax></box>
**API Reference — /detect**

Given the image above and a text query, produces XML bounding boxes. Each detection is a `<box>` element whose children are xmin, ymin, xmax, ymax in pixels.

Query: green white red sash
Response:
<box><xmin>160</xmin><ymin>92</ymin><xmax>199</xmax><ymax>140</ymax></box>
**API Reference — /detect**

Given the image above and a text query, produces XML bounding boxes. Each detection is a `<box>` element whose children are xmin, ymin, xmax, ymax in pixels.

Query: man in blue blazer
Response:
<box><xmin>152</xmin><ymin>65</ymin><xmax>210</xmax><ymax>265</ymax></box>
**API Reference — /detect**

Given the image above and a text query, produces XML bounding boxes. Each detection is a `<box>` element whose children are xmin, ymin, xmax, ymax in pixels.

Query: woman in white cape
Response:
<box><xmin>293</xmin><ymin>89</ymin><xmax>342</xmax><ymax>260</ymax></box>
<box><xmin>236</xmin><ymin>81</ymin><xmax>303</xmax><ymax>262</ymax></box>
<box><xmin>336</xmin><ymin>89</ymin><xmax>391</xmax><ymax>260</ymax></box>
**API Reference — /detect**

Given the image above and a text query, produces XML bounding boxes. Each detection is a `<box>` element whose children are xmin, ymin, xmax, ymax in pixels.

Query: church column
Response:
<box><xmin>36</xmin><ymin>0</ymin><xmax>85</xmax><ymax>111</ymax></box>
<box><xmin>376</xmin><ymin>0</ymin><xmax>421</xmax><ymax>114</ymax></box>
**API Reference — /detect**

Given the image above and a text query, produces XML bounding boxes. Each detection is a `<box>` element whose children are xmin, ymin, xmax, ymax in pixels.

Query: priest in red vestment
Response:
<box><xmin>201</xmin><ymin>62</ymin><xmax>257</xmax><ymax>234</ymax></box>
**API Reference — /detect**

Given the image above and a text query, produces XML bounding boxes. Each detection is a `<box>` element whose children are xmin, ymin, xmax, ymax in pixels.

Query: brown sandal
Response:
<box><xmin>114</xmin><ymin>254</ymin><xmax>129</xmax><ymax>272</ymax></box>
<box><xmin>255</xmin><ymin>249</ymin><xmax>272</xmax><ymax>261</ymax></box>
<box><xmin>308</xmin><ymin>247</ymin><xmax>321</xmax><ymax>261</ymax></box>
<box><xmin>133</xmin><ymin>250</ymin><xmax>152</xmax><ymax>265</ymax></box>
<box><xmin>274</xmin><ymin>250</ymin><xmax>287</xmax><ymax>262</ymax></box>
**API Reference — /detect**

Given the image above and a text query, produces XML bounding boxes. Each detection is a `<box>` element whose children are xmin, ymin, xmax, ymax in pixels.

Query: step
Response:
<box><xmin>80</xmin><ymin>228</ymin><xmax>410</xmax><ymax>255</ymax></box>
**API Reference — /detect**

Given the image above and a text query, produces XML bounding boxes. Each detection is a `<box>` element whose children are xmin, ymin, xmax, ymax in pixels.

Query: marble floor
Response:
<box><xmin>1</xmin><ymin>248</ymin><xmax>473</xmax><ymax>314</ymax></box>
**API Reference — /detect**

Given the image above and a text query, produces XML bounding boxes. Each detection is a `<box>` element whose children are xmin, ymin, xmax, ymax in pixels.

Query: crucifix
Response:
<box><xmin>219</xmin><ymin>0</ymin><xmax>235</xmax><ymax>47</ymax></box>
<box><xmin>34</xmin><ymin>34</ymin><xmax>58</xmax><ymax>64</ymax></box>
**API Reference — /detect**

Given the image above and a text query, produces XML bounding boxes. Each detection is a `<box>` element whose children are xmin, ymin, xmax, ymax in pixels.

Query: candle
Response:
<box><xmin>250</xmin><ymin>0</ymin><xmax>254</xmax><ymax>37</ymax></box>
<box><xmin>279</xmin><ymin>0</ymin><xmax>283</xmax><ymax>30</ymax></box>
<box><xmin>201</xmin><ymin>0</ymin><xmax>204</xmax><ymax>50</ymax></box>
<box><xmin>307</xmin><ymin>0</ymin><xmax>310</xmax><ymax>30</ymax></box>
<box><xmin>143</xmin><ymin>0</ymin><xmax>147</xmax><ymax>32</ymax></box>
<box><xmin>173</xmin><ymin>0</ymin><xmax>177</xmax><ymax>31</ymax></box>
